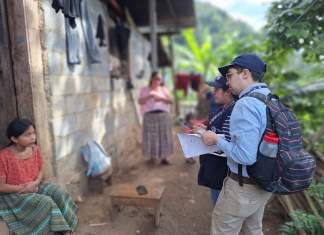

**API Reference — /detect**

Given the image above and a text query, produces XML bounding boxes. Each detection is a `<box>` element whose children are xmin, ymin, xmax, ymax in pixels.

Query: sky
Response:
<box><xmin>198</xmin><ymin>0</ymin><xmax>277</xmax><ymax>31</ymax></box>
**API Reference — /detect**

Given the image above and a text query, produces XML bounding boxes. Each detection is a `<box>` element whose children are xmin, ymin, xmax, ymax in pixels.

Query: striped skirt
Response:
<box><xmin>142</xmin><ymin>111</ymin><xmax>174</xmax><ymax>160</ymax></box>
<box><xmin>0</xmin><ymin>182</ymin><xmax>78</xmax><ymax>235</ymax></box>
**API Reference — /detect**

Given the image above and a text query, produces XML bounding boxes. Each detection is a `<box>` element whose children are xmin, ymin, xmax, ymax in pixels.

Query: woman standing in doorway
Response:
<box><xmin>138</xmin><ymin>71</ymin><xmax>174</xmax><ymax>165</ymax></box>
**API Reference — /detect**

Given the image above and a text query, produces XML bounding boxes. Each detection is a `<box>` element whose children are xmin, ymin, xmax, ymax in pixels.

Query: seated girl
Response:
<box><xmin>0</xmin><ymin>119</ymin><xmax>78</xmax><ymax>235</ymax></box>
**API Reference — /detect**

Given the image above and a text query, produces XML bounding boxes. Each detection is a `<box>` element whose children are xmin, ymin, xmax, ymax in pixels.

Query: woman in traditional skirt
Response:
<box><xmin>0</xmin><ymin>119</ymin><xmax>78</xmax><ymax>235</ymax></box>
<box><xmin>138</xmin><ymin>71</ymin><xmax>174</xmax><ymax>164</ymax></box>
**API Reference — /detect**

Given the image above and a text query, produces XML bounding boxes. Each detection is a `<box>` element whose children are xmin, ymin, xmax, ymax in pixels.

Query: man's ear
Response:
<box><xmin>241</xmin><ymin>69</ymin><xmax>250</xmax><ymax>80</ymax></box>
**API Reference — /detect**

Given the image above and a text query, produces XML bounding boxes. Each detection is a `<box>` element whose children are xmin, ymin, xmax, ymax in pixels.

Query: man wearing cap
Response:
<box><xmin>201</xmin><ymin>53</ymin><xmax>273</xmax><ymax>235</ymax></box>
<box><xmin>196</xmin><ymin>75</ymin><xmax>236</xmax><ymax>205</ymax></box>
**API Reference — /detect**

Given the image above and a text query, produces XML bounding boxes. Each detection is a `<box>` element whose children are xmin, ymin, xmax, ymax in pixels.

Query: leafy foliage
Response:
<box><xmin>175</xmin><ymin>29</ymin><xmax>218</xmax><ymax>80</ymax></box>
<box><xmin>266</xmin><ymin>0</ymin><xmax>324</xmax><ymax>63</ymax></box>
<box><xmin>279</xmin><ymin>210</ymin><xmax>323</xmax><ymax>235</ymax></box>
<box><xmin>279</xmin><ymin>180</ymin><xmax>324</xmax><ymax>235</ymax></box>
<box><xmin>174</xmin><ymin>1</ymin><xmax>255</xmax><ymax>48</ymax></box>
<box><xmin>307</xmin><ymin>181</ymin><xmax>324</xmax><ymax>204</ymax></box>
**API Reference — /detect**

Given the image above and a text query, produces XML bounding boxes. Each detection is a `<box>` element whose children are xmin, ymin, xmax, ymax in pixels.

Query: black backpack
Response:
<box><xmin>245</xmin><ymin>93</ymin><xmax>316</xmax><ymax>195</ymax></box>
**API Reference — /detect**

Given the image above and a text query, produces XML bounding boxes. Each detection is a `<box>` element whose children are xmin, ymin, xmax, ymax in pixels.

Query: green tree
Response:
<box><xmin>266</xmin><ymin>0</ymin><xmax>324</xmax><ymax>63</ymax></box>
<box><xmin>175</xmin><ymin>28</ymin><xmax>218</xmax><ymax>81</ymax></box>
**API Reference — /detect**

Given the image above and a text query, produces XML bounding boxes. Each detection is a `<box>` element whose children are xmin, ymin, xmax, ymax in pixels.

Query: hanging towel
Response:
<box><xmin>190</xmin><ymin>73</ymin><xmax>202</xmax><ymax>92</ymax></box>
<box><xmin>176</xmin><ymin>73</ymin><xmax>191</xmax><ymax>96</ymax></box>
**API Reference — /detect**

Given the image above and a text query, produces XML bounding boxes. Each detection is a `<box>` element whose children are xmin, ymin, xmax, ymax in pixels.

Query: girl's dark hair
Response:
<box><xmin>6</xmin><ymin>119</ymin><xmax>34</xmax><ymax>140</ymax></box>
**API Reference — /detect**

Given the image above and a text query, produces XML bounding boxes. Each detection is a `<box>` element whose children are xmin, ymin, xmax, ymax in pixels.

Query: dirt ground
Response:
<box><xmin>75</xmin><ymin>130</ymin><xmax>285</xmax><ymax>235</ymax></box>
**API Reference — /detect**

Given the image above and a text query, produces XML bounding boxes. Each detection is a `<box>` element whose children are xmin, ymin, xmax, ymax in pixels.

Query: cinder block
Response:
<box><xmin>92</xmin><ymin>77</ymin><xmax>110</xmax><ymax>92</ymax></box>
<box><xmin>52</xmin><ymin>114</ymin><xmax>77</xmax><ymax>136</ymax></box>
<box><xmin>44</xmin><ymin>31</ymin><xmax>65</xmax><ymax>52</ymax></box>
<box><xmin>51</xmin><ymin>95</ymin><xmax>67</xmax><ymax>117</ymax></box>
<box><xmin>97</xmin><ymin>93</ymin><xmax>111</xmax><ymax>108</ymax></box>
<box><xmin>54</xmin><ymin>131</ymin><xmax>89</xmax><ymax>160</ymax></box>
<box><xmin>47</xmin><ymin>51</ymin><xmax>63</xmax><ymax>76</ymax></box>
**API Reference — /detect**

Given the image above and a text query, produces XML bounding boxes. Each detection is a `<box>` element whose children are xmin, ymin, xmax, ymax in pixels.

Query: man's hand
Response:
<box><xmin>201</xmin><ymin>130</ymin><xmax>218</xmax><ymax>145</ymax></box>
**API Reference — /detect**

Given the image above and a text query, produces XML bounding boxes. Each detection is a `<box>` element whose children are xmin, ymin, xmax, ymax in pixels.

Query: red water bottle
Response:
<box><xmin>259</xmin><ymin>131</ymin><xmax>279</xmax><ymax>158</ymax></box>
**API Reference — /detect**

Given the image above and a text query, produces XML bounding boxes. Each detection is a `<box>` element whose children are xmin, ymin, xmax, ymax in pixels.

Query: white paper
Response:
<box><xmin>177</xmin><ymin>133</ymin><xmax>221</xmax><ymax>158</ymax></box>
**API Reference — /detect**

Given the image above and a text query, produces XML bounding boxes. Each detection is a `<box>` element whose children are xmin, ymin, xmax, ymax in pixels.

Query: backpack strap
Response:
<box><xmin>248</xmin><ymin>92</ymin><xmax>277</xmax><ymax>131</ymax></box>
<box><xmin>247</xmin><ymin>92</ymin><xmax>270</xmax><ymax>104</ymax></box>
<box><xmin>237</xmin><ymin>92</ymin><xmax>268</xmax><ymax>187</ymax></box>
<box><xmin>238</xmin><ymin>164</ymin><xmax>243</xmax><ymax>186</ymax></box>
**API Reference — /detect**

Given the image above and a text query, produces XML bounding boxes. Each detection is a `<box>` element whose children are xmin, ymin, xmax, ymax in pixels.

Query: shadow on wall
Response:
<box><xmin>41</xmin><ymin>0</ymin><xmax>122</xmax><ymax>198</ymax></box>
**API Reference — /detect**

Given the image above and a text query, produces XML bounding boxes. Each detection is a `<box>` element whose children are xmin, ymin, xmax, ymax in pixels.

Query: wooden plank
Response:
<box><xmin>110</xmin><ymin>183</ymin><xmax>165</xmax><ymax>200</ymax></box>
<box><xmin>0</xmin><ymin>0</ymin><xmax>17</xmax><ymax>148</ymax></box>
<box><xmin>109</xmin><ymin>183</ymin><xmax>165</xmax><ymax>227</ymax></box>
<box><xmin>5</xmin><ymin>0</ymin><xmax>34</xmax><ymax>121</ymax></box>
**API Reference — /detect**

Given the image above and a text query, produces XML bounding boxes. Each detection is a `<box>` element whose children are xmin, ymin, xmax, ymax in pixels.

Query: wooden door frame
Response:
<box><xmin>3</xmin><ymin>0</ymin><xmax>54</xmax><ymax>177</ymax></box>
<box><xmin>0</xmin><ymin>0</ymin><xmax>18</xmax><ymax>147</ymax></box>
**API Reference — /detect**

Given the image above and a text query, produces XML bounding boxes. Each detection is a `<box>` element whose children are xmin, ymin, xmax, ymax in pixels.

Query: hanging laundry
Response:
<box><xmin>79</xmin><ymin>0</ymin><xmax>101</xmax><ymax>63</ymax></box>
<box><xmin>65</xmin><ymin>18</ymin><xmax>81</xmax><ymax>64</ymax></box>
<box><xmin>109</xmin><ymin>26</ymin><xmax>119</xmax><ymax>58</ymax></box>
<box><xmin>190</xmin><ymin>73</ymin><xmax>202</xmax><ymax>92</ymax></box>
<box><xmin>52</xmin><ymin>0</ymin><xmax>81</xmax><ymax>17</ymax></box>
<box><xmin>95</xmin><ymin>14</ymin><xmax>106</xmax><ymax>47</ymax></box>
<box><xmin>52</xmin><ymin>0</ymin><xmax>81</xmax><ymax>65</ymax></box>
<box><xmin>115</xmin><ymin>21</ymin><xmax>130</xmax><ymax>61</ymax></box>
<box><xmin>176</xmin><ymin>73</ymin><xmax>191</xmax><ymax>96</ymax></box>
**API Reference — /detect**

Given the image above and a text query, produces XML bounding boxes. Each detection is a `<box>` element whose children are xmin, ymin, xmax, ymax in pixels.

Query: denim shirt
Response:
<box><xmin>217</xmin><ymin>83</ymin><xmax>270</xmax><ymax>177</ymax></box>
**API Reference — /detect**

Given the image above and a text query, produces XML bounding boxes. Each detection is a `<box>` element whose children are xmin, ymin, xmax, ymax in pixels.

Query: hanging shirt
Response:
<box><xmin>190</xmin><ymin>74</ymin><xmax>202</xmax><ymax>92</ymax></box>
<box><xmin>175</xmin><ymin>73</ymin><xmax>191</xmax><ymax>96</ymax></box>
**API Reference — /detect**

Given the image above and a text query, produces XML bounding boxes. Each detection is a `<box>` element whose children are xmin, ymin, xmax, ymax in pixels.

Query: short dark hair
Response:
<box><xmin>151</xmin><ymin>71</ymin><xmax>159</xmax><ymax>79</ymax></box>
<box><xmin>6</xmin><ymin>119</ymin><xmax>34</xmax><ymax>141</ymax></box>
<box><xmin>149</xmin><ymin>71</ymin><xmax>162</xmax><ymax>87</ymax></box>
<box><xmin>231</xmin><ymin>65</ymin><xmax>264</xmax><ymax>82</ymax></box>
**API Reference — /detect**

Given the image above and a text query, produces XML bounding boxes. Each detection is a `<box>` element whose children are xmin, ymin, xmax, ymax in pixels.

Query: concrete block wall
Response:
<box><xmin>41</xmin><ymin>0</ymin><xmax>147</xmax><ymax>186</ymax></box>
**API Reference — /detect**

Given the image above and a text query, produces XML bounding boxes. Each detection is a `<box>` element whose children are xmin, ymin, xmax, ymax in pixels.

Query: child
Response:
<box><xmin>0</xmin><ymin>119</ymin><xmax>78</xmax><ymax>235</ymax></box>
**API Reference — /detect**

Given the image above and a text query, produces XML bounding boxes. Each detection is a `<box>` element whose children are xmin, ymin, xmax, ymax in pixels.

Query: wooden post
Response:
<box><xmin>168</xmin><ymin>35</ymin><xmax>179</xmax><ymax>117</ymax></box>
<box><xmin>3</xmin><ymin>0</ymin><xmax>54</xmax><ymax>177</ymax></box>
<box><xmin>0</xmin><ymin>0</ymin><xmax>18</xmax><ymax>148</ymax></box>
<box><xmin>149</xmin><ymin>0</ymin><xmax>158</xmax><ymax>71</ymax></box>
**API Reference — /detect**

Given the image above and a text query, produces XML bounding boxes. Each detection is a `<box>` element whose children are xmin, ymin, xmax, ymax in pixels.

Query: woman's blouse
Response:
<box><xmin>139</xmin><ymin>86</ymin><xmax>171</xmax><ymax>114</ymax></box>
<box><xmin>0</xmin><ymin>145</ymin><xmax>43</xmax><ymax>185</ymax></box>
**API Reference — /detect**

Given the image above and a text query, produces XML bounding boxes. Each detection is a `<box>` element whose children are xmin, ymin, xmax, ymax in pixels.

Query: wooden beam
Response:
<box><xmin>0</xmin><ymin>0</ymin><xmax>18</xmax><ymax>147</ymax></box>
<box><xmin>168</xmin><ymin>35</ymin><xmax>179</xmax><ymax>117</ymax></box>
<box><xmin>149</xmin><ymin>0</ymin><xmax>158</xmax><ymax>70</ymax></box>
<box><xmin>139</xmin><ymin>25</ymin><xmax>179</xmax><ymax>35</ymax></box>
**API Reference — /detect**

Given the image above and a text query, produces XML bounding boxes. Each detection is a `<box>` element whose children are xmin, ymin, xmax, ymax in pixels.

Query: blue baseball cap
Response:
<box><xmin>218</xmin><ymin>53</ymin><xmax>267</xmax><ymax>77</ymax></box>
<box><xmin>206</xmin><ymin>76</ymin><xmax>228</xmax><ymax>90</ymax></box>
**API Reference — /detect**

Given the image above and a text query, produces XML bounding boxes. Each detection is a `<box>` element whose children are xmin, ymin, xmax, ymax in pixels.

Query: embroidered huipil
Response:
<box><xmin>0</xmin><ymin>145</ymin><xmax>42</xmax><ymax>185</ymax></box>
